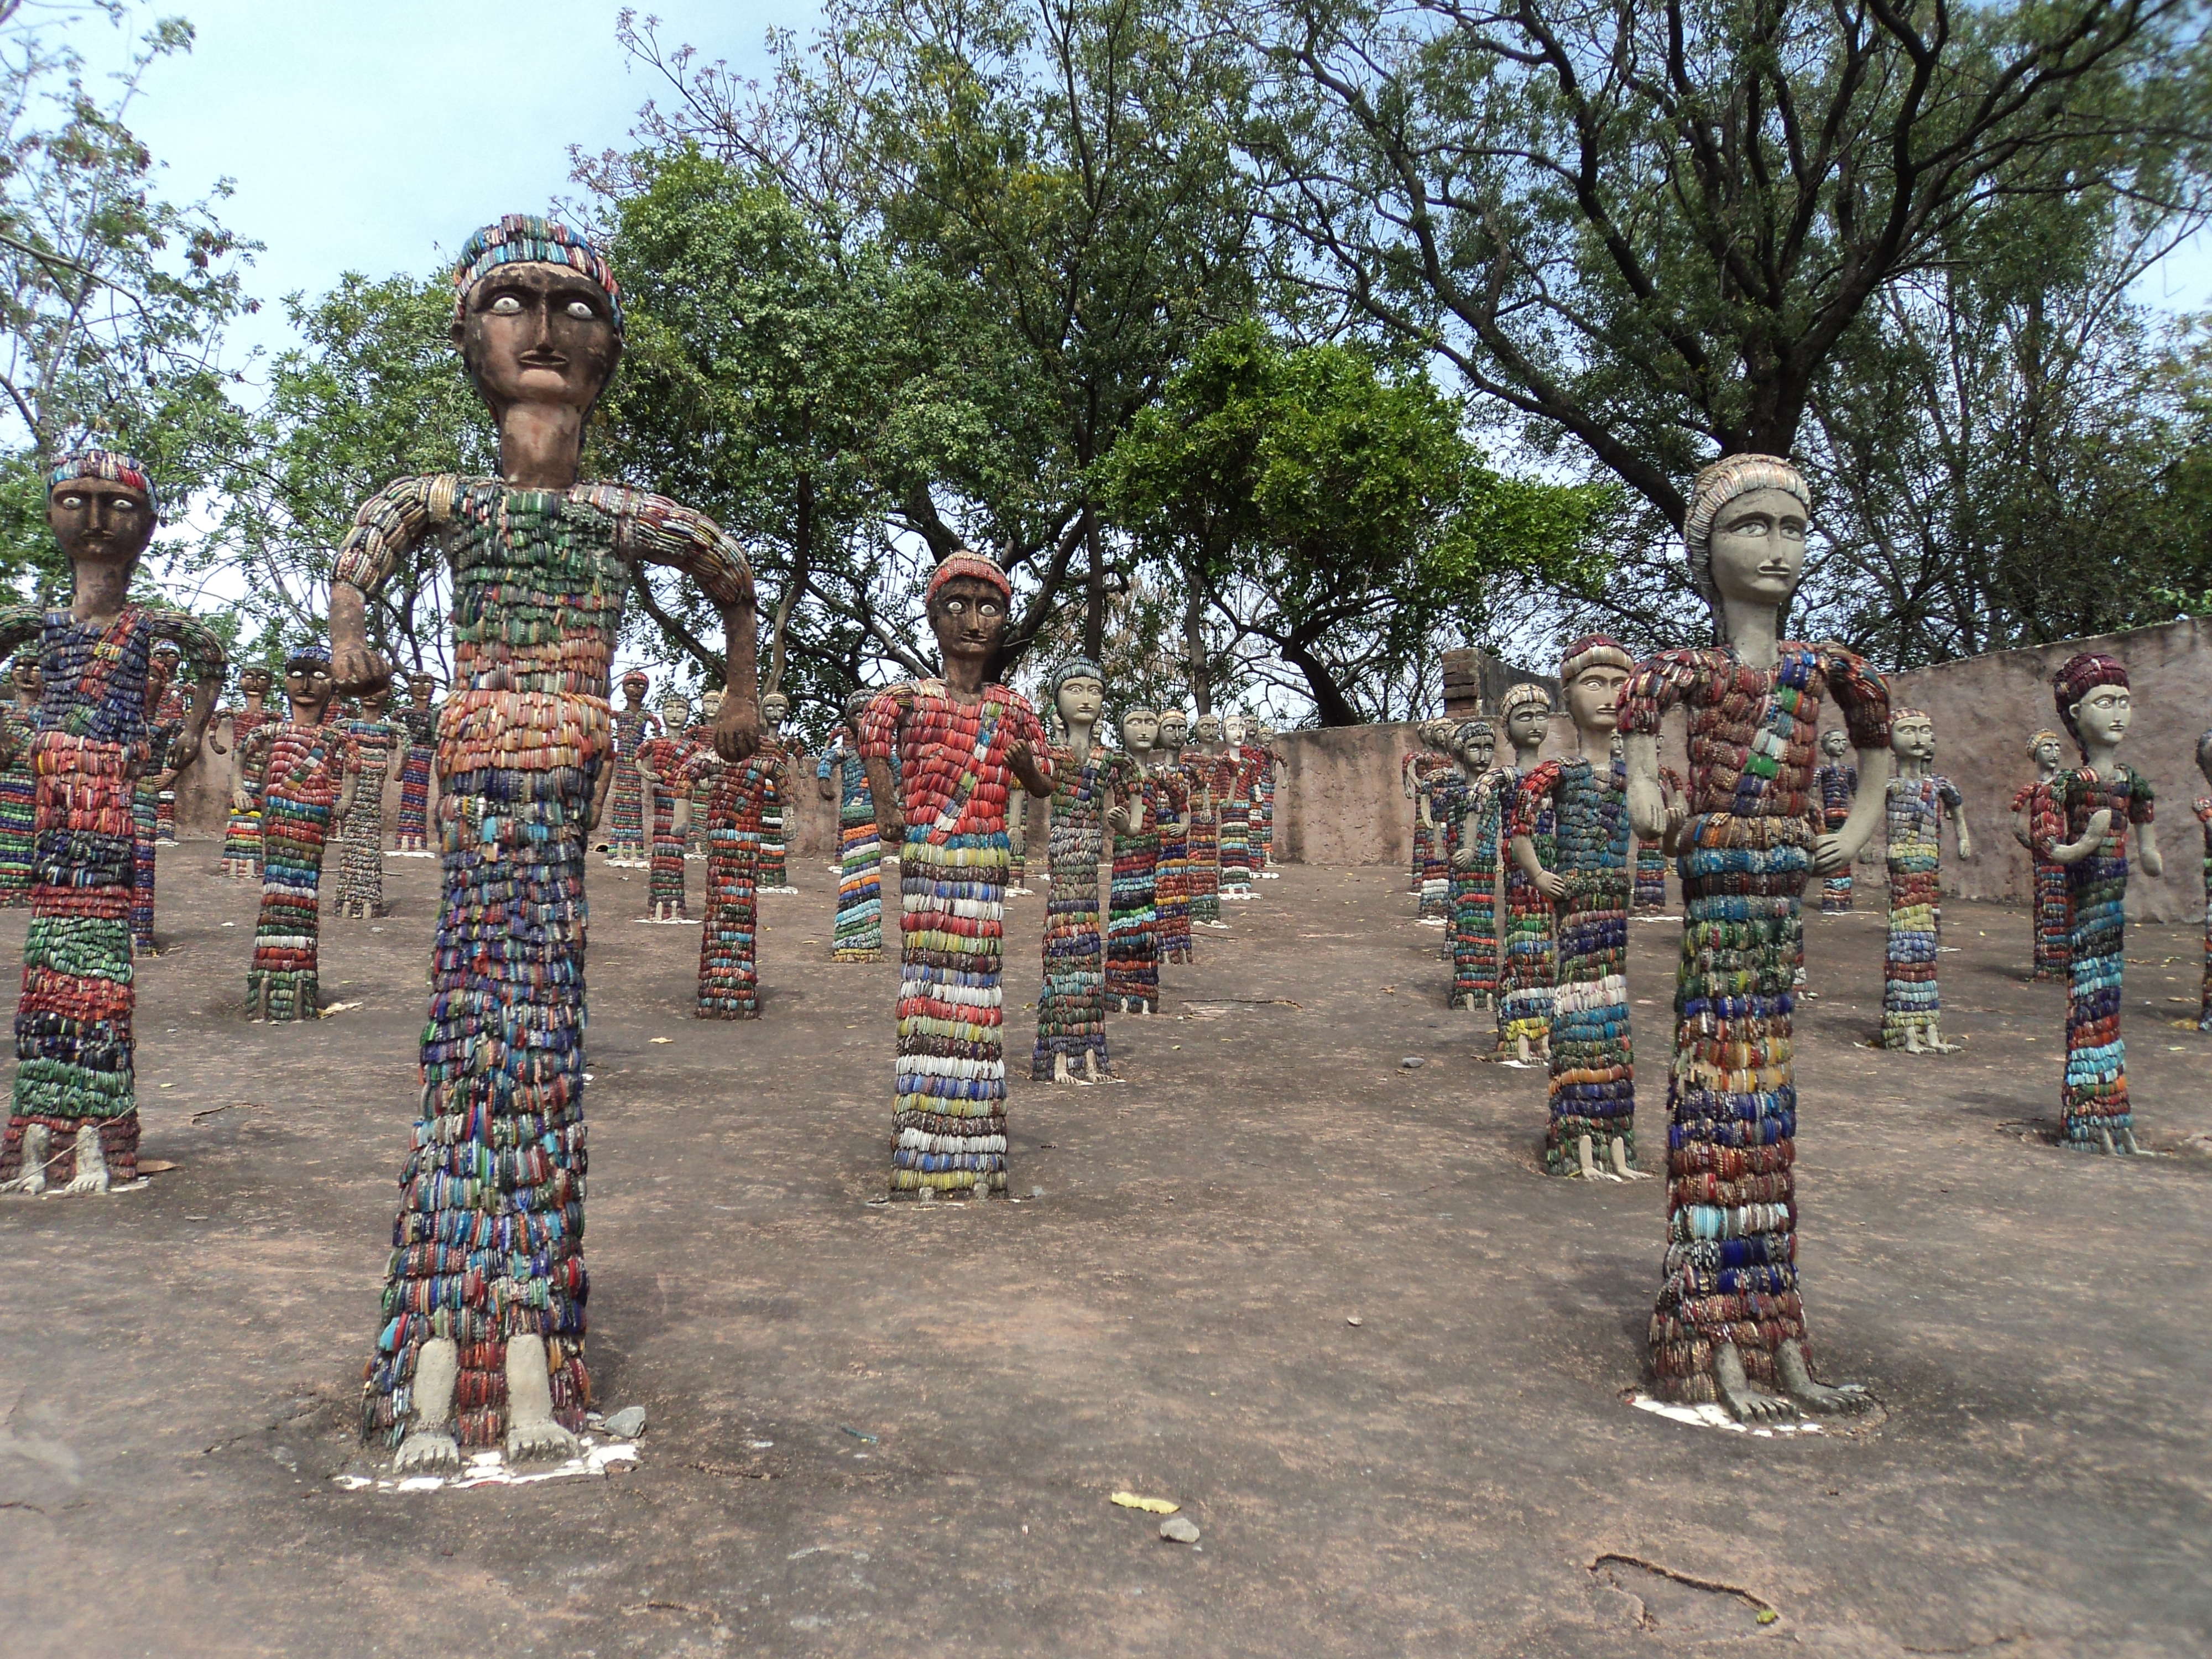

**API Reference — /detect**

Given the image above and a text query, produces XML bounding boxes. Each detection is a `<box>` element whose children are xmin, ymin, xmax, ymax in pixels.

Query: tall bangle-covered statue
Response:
<box><xmin>2011</xmin><ymin>729</ymin><xmax>2068</xmax><ymax>982</ymax></box>
<box><xmin>1879</xmin><ymin>709</ymin><xmax>1970</xmax><ymax>1053</ymax></box>
<box><xmin>1182</xmin><ymin>714</ymin><xmax>1226</xmax><ymax>925</ymax></box>
<box><xmin>1447</xmin><ymin>719</ymin><xmax>1504</xmax><ymax>1011</ymax></box>
<box><xmin>1813</xmin><ymin>729</ymin><xmax>1859</xmax><ymax>914</ymax></box>
<box><xmin>697</xmin><ymin>709</ymin><xmax>779</xmax><ymax>1019</ymax></box>
<box><xmin>218</xmin><ymin>666</ymin><xmax>274</xmax><ymax>877</ymax></box>
<box><xmin>1495</xmin><ymin>687</ymin><xmax>1556</xmax><ymax>1063</ymax></box>
<box><xmin>1511</xmin><ymin>638</ymin><xmax>1646</xmax><ymax>1180</ymax></box>
<box><xmin>1621</xmin><ymin>452</ymin><xmax>1887</xmax><ymax>1422</ymax></box>
<box><xmin>1217</xmin><ymin>714</ymin><xmax>1254</xmax><ymax>901</ymax></box>
<box><xmin>392</xmin><ymin>671</ymin><xmax>441</xmax><ymax>855</ymax></box>
<box><xmin>1403</xmin><ymin>738</ymin><xmax>1442</xmax><ymax>897</ymax></box>
<box><xmin>1252</xmin><ymin>722</ymin><xmax>1282</xmax><ymax>878</ymax></box>
<box><xmin>0</xmin><ymin>656</ymin><xmax>38</xmax><ymax>906</ymax></box>
<box><xmin>820</xmin><ymin>692</ymin><xmax>883</xmax><ymax>961</ymax></box>
<box><xmin>1105</xmin><ymin>707</ymin><xmax>1162</xmax><ymax>1014</ymax></box>
<box><xmin>336</xmin><ymin>683</ymin><xmax>401</xmax><ymax>919</ymax></box>
<box><xmin>148</xmin><ymin>643</ymin><xmax>190</xmax><ymax>847</ymax></box>
<box><xmin>634</xmin><ymin>693</ymin><xmax>702</xmax><ymax>922</ymax></box>
<box><xmin>2195</xmin><ymin>732</ymin><xmax>2212</xmax><ymax>1034</ymax></box>
<box><xmin>604</xmin><ymin>670</ymin><xmax>659</xmax><ymax>866</ymax></box>
<box><xmin>338</xmin><ymin>216</ymin><xmax>761</xmax><ymax>1469</ymax></box>
<box><xmin>1032</xmin><ymin>658</ymin><xmax>1132</xmax><ymax>1082</ymax></box>
<box><xmin>1152</xmin><ymin>711</ymin><xmax>1193</xmax><ymax>965</ymax></box>
<box><xmin>128</xmin><ymin>643</ymin><xmax>180</xmax><ymax>952</ymax></box>
<box><xmin>2028</xmin><ymin>654</ymin><xmax>2160</xmax><ymax>1156</ymax></box>
<box><xmin>0</xmin><ymin>449</ymin><xmax>223</xmax><ymax>1195</ymax></box>
<box><xmin>685</xmin><ymin>688</ymin><xmax>722</xmax><ymax>859</ymax></box>
<box><xmin>756</xmin><ymin>689</ymin><xmax>795</xmax><ymax>893</ymax></box>
<box><xmin>858</xmin><ymin>552</ymin><xmax>1052</xmax><ymax>1197</ymax></box>
<box><xmin>242</xmin><ymin>649</ymin><xmax>359</xmax><ymax>1020</ymax></box>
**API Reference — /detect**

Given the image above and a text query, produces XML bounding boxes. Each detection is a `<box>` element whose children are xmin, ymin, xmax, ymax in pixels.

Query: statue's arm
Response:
<box><xmin>330</xmin><ymin>477</ymin><xmax>455</xmax><ymax>696</ymax></box>
<box><xmin>602</xmin><ymin>490</ymin><xmax>760</xmax><ymax>760</ymax></box>
<box><xmin>1619</xmin><ymin>650</ymin><xmax>1695</xmax><ymax>839</ymax></box>
<box><xmin>2132</xmin><ymin>770</ymin><xmax>2162</xmax><ymax>878</ymax></box>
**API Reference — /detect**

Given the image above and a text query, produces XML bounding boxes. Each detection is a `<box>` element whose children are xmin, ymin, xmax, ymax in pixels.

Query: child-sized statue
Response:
<box><xmin>390</xmin><ymin>671</ymin><xmax>441</xmax><ymax>854</ymax></box>
<box><xmin>1623</xmin><ymin>452</ymin><xmax>1889</xmax><ymax>1422</ymax></box>
<box><xmin>1813</xmin><ymin>729</ymin><xmax>1859</xmax><ymax>913</ymax></box>
<box><xmin>1402</xmin><ymin>733</ymin><xmax>1447</xmax><ymax>900</ymax></box>
<box><xmin>603</xmin><ymin>669</ymin><xmax>660</xmax><ymax>865</ymax></box>
<box><xmin>2028</xmin><ymin>654</ymin><xmax>2160</xmax><ymax>1155</ymax></box>
<box><xmin>333</xmin><ymin>216</ymin><xmax>761</xmax><ymax>1468</ymax></box>
<box><xmin>1405</xmin><ymin>721</ymin><xmax>1458</xmax><ymax>919</ymax></box>
<box><xmin>1445</xmin><ymin>718</ymin><xmax>1501</xmax><ymax>1011</ymax></box>
<box><xmin>633</xmin><ymin>692</ymin><xmax>704</xmax><ymax>921</ymax></box>
<box><xmin>216</xmin><ymin>666</ymin><xmax>275</xmax><ymax>877</ymax></box>
<box><xmin>820</xmin><ymin>691</ymin><xmax>884</xmax><ymax>960</ymax></box>
<box><xmin>0</xmin><ymin>655</ymin><xmax>38</xmax><ymax>905</ymax></box>
<box><xmin>241</xmin><ymin>648</ymin><xmax>361</xmax><ymax>1020</ymax></box>
<box><xmin>2011</xmin><ymin>729</ymin><xmax>2069</xmax><ymax>982</ymax></box>
<box><xmin>1879</xmin><ymin>709</ymin><xmax>1970</xmax><ymax>1052</ymax></box>
<box><xmin>336</xmin><ymin>682</ymin><xmax>402</xmax><ymax>919</ymax></box>
<box><xmin>1034</xmin><ymin>658</ymin><xmax>1137</xmax><ymax>1081</ymax></box>
<box><xmin>0</xmin><ymin>449</ymin><xmax>224</xmax><ymax>1194</ymax></box>
<box><xmin>1511</xmin><ymin>639</ymin><xmax>1648</xmax><ymax>1180</ymax></box>
<box><xmin>1105</xmin><ymin>706</ymin><xmax>1164</xmax><ymax>1013</ymax></box>
<box><xmin>859</xmin><ymin>552</ymin><xmax>1052</xmax><ymax>1197</ymax></box>
<box><xmin>1152</xmin><ymin>711</ymin><xmax>1194</xmax><ymax>964</ymax></box>
<box><xmin>757</xmin><ymin>688</ymin><xmax>796</xmax><ymax>892</ymax></box>
<box><xmin>1495</xmin><ymin>685</ymin><xmax>1556</xmax><ymax>1063</ymax></box>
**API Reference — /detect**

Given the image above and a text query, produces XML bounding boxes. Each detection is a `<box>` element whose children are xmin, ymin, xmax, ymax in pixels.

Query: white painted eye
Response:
<box><xmin>489</xmin><ymin>294</ymin><xmax>523</xmax><ymax>315</ymax></box>
<box><xmin>566</xmin><ymin>300</ymin><xmax>596</xmax><ymax>320</ymax></box>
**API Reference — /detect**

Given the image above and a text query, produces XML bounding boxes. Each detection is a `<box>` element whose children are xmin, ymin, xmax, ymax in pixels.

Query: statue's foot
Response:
<box><xmin>1901</xmin><ymin>1029</ymin><xmax>1925</xmax><ymax>1054</ymax></box>
<box><xmin>505</xmin><ymin>1415</ymin><xmax>580</xmax><ymax>1464</ymax></box>
<box><xmin>1052</xmin><ymin>1052</ymin><xmax>1071</xmax><ymax>1084</ymax></box>
<box><xmin>1776</xmin><ymin>1340</ymin><xmax>1872</xmax><ymax>1415</ymax></box>
<box><xmin>1609</xmin><ymin>1138</ymin><xmax>1652</xmax><ymax>1180</ymax></box>
<box><xmin>1712</xmin><ymin>1342</ymin><xmax>1797</xmax><ymax>1424</ymax></box>
<box><xmin>393</xmin><ymin>1430</ymin><xmax>462</xmax><ymax>1475</ymax></box>
<box><xmin>1515</xmin><ymin>1037</ymin><xmax>1534</xmax><ymax>1066</ymax></box>
<box><xmin>1082</xmin><ymin>1050</ymin><xmax>1100</xmax><ymax>1083</ymax></box>
<box><xmin>2118</xmin><ymin>1128</ymin><xmax>2149</xmax><ymax>1155</ymax></box>
<box><xmin>60</xmin><ymin>1127</ymin><xmax>108</xmax><ymax>1194</ymax></box>
<box><xmin>2098</xmin><ymin>1127</ymin><xmax>2117</xmax><ymax>1156</ymax></box>
<box><xmin>1574</xmin><ymin>1133</ymin><xmax>1619</xmax><ymax>1182</ymax></box>
<box><xmin>2</xmin><ymin>1124</ymin><xmax>48</xmax><ymax>1194</ymax></box>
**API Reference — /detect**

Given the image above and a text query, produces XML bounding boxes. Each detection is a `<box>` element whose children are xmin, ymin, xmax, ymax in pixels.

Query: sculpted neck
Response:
<box><xmin>1718</xmin><ymin>598</ymin><xmax>1781</xmax><ymax>670</ymax></box>
<box><xmin>2078</xmin><ymin>737</ymin><xmax>2122</xmax><ymax>775</ymax></box>
<box><xmin>498</xmin><ymin>403</ymin><xmax>586</xmax><ymax>491</ymax></box>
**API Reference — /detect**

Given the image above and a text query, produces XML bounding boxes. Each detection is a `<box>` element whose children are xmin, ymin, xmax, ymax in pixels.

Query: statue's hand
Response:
<box><xmin>712</xmin><ymin>701</ymin><xmax>761</xmax><ymax>763</ymax></box>
<box><xmin>1956</xmin><ymin>830</ymin><xmax>1974</xmax><ymax>860</ymax></box>
<box><xmin>1626</xmin><ymin>776</ymin><xmax>1666</xmax><ymax>839</ymax></box>
<box><xmin>874</xmin><ymin>813</ymin><xmax>904</xmax><ymax>846</ymax></box>
<box><xmin>1451</xmin><ymin>846</ymin><xmax>1477</xmax><ymax>871</ymax></box>
<box><xmin>1534</xmin><ymin>869</ymin><xmax>1567</xmax><ymax>900</ymax></box>
<box><xmin>1812</xmin><ymin>833</ymin><xmax>1851</xmax><ymax>875</ymax></box>
<box><xmin>332</xmin><ymin>640</ymin><xmax>393</xmax><ymax>698</ymax></box>
<box><xmin>231</xmin><ymin>785</ymin><xmax>250</xmax><ymax>812</ymax></box>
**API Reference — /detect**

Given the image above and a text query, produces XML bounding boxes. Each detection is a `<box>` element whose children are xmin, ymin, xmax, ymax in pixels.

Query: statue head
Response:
<box><xmin>2053</xmin><ymin>653</ymin><xmax>2130</xmax><ymax>755</ymax></box>
<box><xmin>620</xmin><ymin>670</ymin><xmax>649</xmax><ymax>709</ymax></box>
<box><xmin>1223</xmin><ymin>713</ymin><xmax>1248</xmax><ymax>745</ymax></box>
<box><xmin>1499</xmin><ymin>682</ymin><xmax>1552</xmax><ymax>755</ymax></box>
<box><xmin>359</xmin><ymin>680</ymin><xmax>393</xmax><ymax>713</ymax></box>
<box><xmin>1819</xmin><ymin>727</ymin><xmax>1850</xmax><ymax>760</ymax></box>
<box><xmin>1193</xmin><ymin>712</ymin><xmax>1224</xmax><ymax>747</ymax></box>
<box><xmin>1890</xmin><ymin>707</ymin><xmax>1934</xmax><ymax>764</ymax></box>
<box><xmin>1159</xmin><ymin>709</ymin><xmax>1190</xmax><ymax>750</ymax></box>
<box><xmin>9</xmin><ymin>655</ymin><xmax>38</xmax><ymax>695</ymax></box>
<box><xmin>2027</xmin><ymin>728</ymin><xmax>2065</xmax><ymax>775</ymax></box>
<box><xmin>1257</xmin><ymin>722</ymin><xmax>1275</xmax><ymax>743</ymax></box>
<box><xmin>924</xmin><ymin>551</ymin><xmax>1012</xmax><ymax>674</ymax></box>
<box><xmin>450</xmin><ymin>216</ymin><xmax>623</xmax><ymax>422</ymax></box>
<box><xmin>1455</xmin><ymin>717</ymin><xmax>1495</xmax><ymax>773</ymax></box>
<box><xmin>1048</xmin><ymin>656</ymin><xmax>1105</xmax><ymax>734</ymax></box>
<box><xmin>659</xmin><ymin>692</ymin><xmax>691</xmax><ymax>729</ymax></box>
<box><xmin>1416</xmin><ymin>717</ymin><xmax>1457</xmax><ymax>754</ymax></box>
<box><xmin>760</xmin><ymin>690</ymin><xmax>789</xmax><ymax>726</ymax></box>
<box><xmin>1120</xmin><ymin>706</ymin><xmax>1160</xmax><ymax>754</ymax></box>
<box><xmin>238</xmin><ymin>665</ymin><xmax>273</xmax><ymax>698</ymax></box>
<box><xmin>48</xmin><ymin>447</ymin><xmax>157</xmax><ymax>576</ymax></box>
<box><xmin>1558</xmin><ymin>635</ymin><xmax>1634</xmax><ymax>738</ymax></box>
<box><xmin>699</xmin><ymin>687</ymin><xmax>723</xmax><ymax>722</ymax></box>
<box><xmin>283</xmin><ymin>645</ymin><xmax>335</xmax><ymax>719</ymax></box>
<box><xmin>1683</xmin><ymin>453</ymin><xmax>1811</xmax><ymax>635</ymax></box>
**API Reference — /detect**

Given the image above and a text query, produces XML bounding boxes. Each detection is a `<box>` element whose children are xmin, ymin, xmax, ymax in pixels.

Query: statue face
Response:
<box><xmin>408</xmin><ymin>674</ymin><xmax>434</xmax><ymax>704</ymax></box>
<box><xmin>360</xmin><ymin>682</ymin><xmax>392</xmax><ymax>713</ymax></box>
<box><xmin>622</xmin><ymin>679</ymin><xmax>648</xmax><ymax>708</ymax></box>
<box><xmin>760</xmin><ymin>692</ymin><xmax>789</xmax><ymax>725</ymax></box>
<box><xmin>843</xmin><ymin>692</ymin><xmax>873</xmax><ymax>727</ymax></box>
<box><xmin>284</xmin><ymin>659</ymin><xmax>333</xmax><ymax>713</ymax></box>
<box><xmin>1193</xmin><ymin>714</ymin><xmax>1224</xmax><ymax>745</ymax></box>
<box><xmin>1707</xmin><ymin>486</ymin><xmax>1808</xmax><ymax>610</ymax></box>
<box><xmin>1121</xmin><ymin>709</ymin><xmax>1159</xmax><ymax>751</ymax></box>
<box><xmin>10</xmin><ymin>660</ymin><xmax>37</xmax><ymax>692</ymax></box>
<box><xmin>1820</xmin><ymin>728</ymin><xmax>1849</xmax><ymax>758</ymax></box>
<box><xmin>240</xmin><ymin>668</ymin><xmax>272</xmax><ymax>697</ymax></box>
<box><xmin>1458</xmin><ymin>727</ymin><xmax>1495</xmax><ymax>770</ymax></box>
<box><xmin>1223</xmin><ymin>714</ymin><xmax>1248</xmax><ymax>744</ymax></box>
<box><xmin>1564</xmin><ymin>664</ymin><xmax>1629</xmax><ymax>737</ymax></box>
<box><xmin>2032</xmin><ymin>736</ymin><xmax>2064</xmax><ymax>773</ymax></box>
<box><xmin>1056</xmin><ymin>675</ymin><xmax>1105</xmax><ymax>729</ymax></box>
<box><xmin>2069</xmin><ymin>685</ymin><xmax>2132</xmax><ymax>750</ymax></box>
<box><xmin>48</xmin><ymin>478</ymin><xmax>154</xmax><ymax>571</ymax></box>
<box><xmin>452</xmin><ymin>261</ymin><xmax>622</xmax><ymax>419</ymax></box>
<box><xmin>928</xmin><ymin>577</ymin><xmax>1008</xmax><ymax>670</ymax></box>
<box><xmin>1504</xmin><ymin>702</ymin><xmax>1549</xmax><ymax>750</ymax></box>
<box><xmin>1890</xmin><ymin>714</ymin><xmax>1935</xmax><ymax>763</ymax></box>
<box><xmin>660</xmin><ymin>698</ymin><xmax>691</xmax><ymax>728</ymax></box>
<box><xmin>1159</xmin><ymin>713</ymin><xmax>1189</xmax><ymax>749</ymax></box>
<box><xmin>1417</xmin><ymin>718</ymin><xmax>1455</xmax><ymax>752</ymax></box>
<box><xmin>700</xmin><ymin>690</ymin><xmax>723</xmax><ymax>720</ymax></box>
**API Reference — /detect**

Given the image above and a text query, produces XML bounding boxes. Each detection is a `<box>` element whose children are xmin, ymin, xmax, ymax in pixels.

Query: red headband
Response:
<box><xmin>926</xmin><ymin>551</ymin><xmax>1011</xmax><ymax>603</ymax></box>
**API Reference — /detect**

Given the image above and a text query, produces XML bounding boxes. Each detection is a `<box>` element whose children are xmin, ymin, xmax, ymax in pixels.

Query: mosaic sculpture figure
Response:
<box><xmin>1217</xmin><ymin>713</ymin><xmax>1255</xmax><ymax>901</ymax></box>
<box><xmin>337</xmin><ymin>217</ymin><xmax>759</xmax><ymax>1468</ymax></box>
<box><xmin>242</xmin><ymin>649</ymin><xmax>358</xmax><ymax>1019</ymax></box>
<box><xmin>2027</xmin><ymin>653</ymin><xmax>2159</xmax><ymax>1155</ymax></box>
<box><xmin>1153</xmin><ymin>711</ymin><xmax>1193</xmax><ymax>965</ymax></box>
<box><xmin>757</xmin><ymin>689</ymin><xmax>795</xmax><ymax>891</ymax></box>
<box><xmin>217</xmin><ymin>666</ymin><xmax>274</xmax><ymax>877</ymax></box>
<box><xmin>1105</xmin><ymin>706</ymin><xmax>1162</xmax><ymax>1014</ymax></box>
<box><xmin>1404</xmin><ymin>737</ymin><xmax>1444</xmax><ymax>898</ymax></box>
<box><xmin>2010</xmin><ymin>729</ymin><xmax>2069</xmax><ymax>982</ymax></box>
<box><xmin>1495</xmin><ymin>686</ymin><xmax>1556</xmax><ymax>1062</ymax></box>
<box><xmin>820</xmin><ymin>692</ymin><xmax>883</xmax><ymax>961</ymax></box>
<box><xmin>0</xmin><ymin>450</ymin><xmax>223</xmax><ymax>1194</ymax></box>
<box><xmin>1512</xmin><ymin>639</ymin><xmax>1647</xmax><ymax>1178</ymax></box>
<box><xmin>1007</xmin><ymin>788</ymin><xmax>1030</xmax><ymax>896</ymax></box>
<box><xmin>1879</xmin><ymin>709</ymin><xmax>1970</xmax><ymax>1052</ymax></box>
<box><xmin>1621</xmin><ymin>452</ymin><xmax>1888</xmax><ymax>1422</ymax></box>
<box><xmin>2196</xmin><ymin>733</ymin><xmax>2212</xmax><ymax>1034</ymax></box>
<box><xmin>1814</xmin><ymin>729</ymin><xmax>1859</xmax><ymax>913</ymax></box>
<box><xmin>685</xmin><ymin>687</ymin><xmax>722</xmax><ymax>859</ymax></box>
<box><xmin>1183</xmin><ymin>713</ymin><xmax>1228</xmax><ymax>925</ymax></box>
<box><xmin>129</xmin><ymin>644</ymin><xmax>179</xmax><ymax>952</ymax></box>
<box><xmin>0</xmin><ymin>656</ymin><xmax>38</xmax><ymax>905</ymax></box>
<box><xmin>1034</xmin><ymin>658</ymin><xmax>1134</xmax><ymax>1081</ymax></box>
<box><xmin>859</xmin><ymin>551</ymin><xmax>1051</xmax><ymax>1197</ymax></box>
<box><xmin>697</xmin><ymin>708</ymin><xmax>780</xmax><ymax>1018</ymax></box>
<box><xmin>148</xmin><ymin>643</ymin><xmax>188</xmax><ymax>846</ymax></box>
<box><xmin>1250</xmin><ymin>722</ymin><xmax>1283</xmax><ymax>877</ymax></box>
<box><xmin>603</xmin><ymin>669</ymin><xmax>659</xmax><ymax>865</ymax></box>
<box><xmin>335</xmin><ymin>684</ymin><xmax>401</xmax><ymax>919</ymax></box>
<box><xmin>391</xmin><ymin>671</ymin><xmax>441</xmax><ymax>854</ymax></box>
<box><xmin>1444</xmin><ymin>717</ymin><xmax>1501</xmax><ymax>1011</ymax></box>
<box><xmin>633</xmin><ymin>692</ymin><xmax>702</xmax><ymax>921</ymax></box>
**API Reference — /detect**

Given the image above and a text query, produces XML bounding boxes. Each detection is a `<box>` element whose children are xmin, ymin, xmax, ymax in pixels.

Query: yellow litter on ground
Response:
<box><xmin>1110</xmin><ymin>1492</ymin><xmax>1180</xmax><ymax>1514</ymax></box>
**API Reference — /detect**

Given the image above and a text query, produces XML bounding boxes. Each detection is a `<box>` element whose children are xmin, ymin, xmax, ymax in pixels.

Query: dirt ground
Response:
<box><xmin>1</xmin><ymin>845</ymin><xmax>2208</xmax><ymax>1658</ymax></box>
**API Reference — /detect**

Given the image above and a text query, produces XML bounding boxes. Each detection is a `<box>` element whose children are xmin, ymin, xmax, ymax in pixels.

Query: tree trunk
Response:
<box><xmin>1183</xmin><ymin>580</ymin><xmax>1211</xmax><ymax>716</ymax></box>
<box><xmin>1083</xmin><ymin>504</ymin><xmax>1105</xmax><ymax>662</ymax></box>
<box><xmin>1281</xmin><ymin>639</ymin><xmax>1363</xmax><ymax>727</ymax></box>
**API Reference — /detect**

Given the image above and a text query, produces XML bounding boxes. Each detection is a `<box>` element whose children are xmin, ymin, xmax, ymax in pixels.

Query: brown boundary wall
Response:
<box><xmin>1272</xmin><ymin>617</ymin><xmax>2212</xmax><ymax>922</ymax></box>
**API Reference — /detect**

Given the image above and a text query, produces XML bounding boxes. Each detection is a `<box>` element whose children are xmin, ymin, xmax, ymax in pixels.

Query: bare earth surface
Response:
<box><xmin>1</xmin><ymin>848</ymin><xmax>2208</xmax><ymax>1657</ymax></box>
